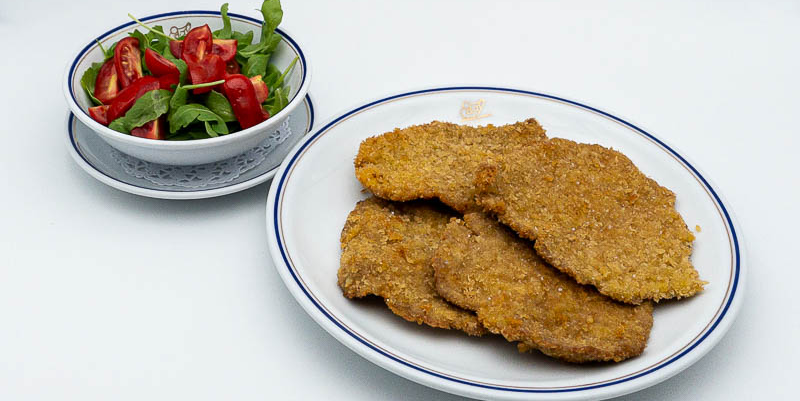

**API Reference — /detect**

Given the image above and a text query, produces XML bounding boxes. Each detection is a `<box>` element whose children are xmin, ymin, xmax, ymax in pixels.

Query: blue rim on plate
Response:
<box><xmin>68</xmin><ymin>94</ymin><xmax>314</xmax><ymax>196</ymax></box>
<box><xmin>270</xmin><ymin>86</ymin><xmax>741</xmax><ymax>394</ymax></box>
<box><xmin>67</xmin><ymin>10</ymin><xmax>308</xmax><ymax>124</ymax></box>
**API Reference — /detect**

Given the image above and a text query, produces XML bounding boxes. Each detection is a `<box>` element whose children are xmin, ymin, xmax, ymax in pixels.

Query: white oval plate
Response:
<box><xmin>66</xmin><ymin>94</ymin><xmax>314</xmax><ymax>200</ymax></box>
<box><xmin>265</xmin><ymin>87</ymin><xmax>745</xmax><ymax>400</ymax></box>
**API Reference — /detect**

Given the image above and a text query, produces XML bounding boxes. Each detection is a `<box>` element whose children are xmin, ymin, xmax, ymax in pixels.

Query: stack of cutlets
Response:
<box><xmin>337</xmin><ymin>119</ymin><xmax>706</xmax><ymax>363</ymax></box>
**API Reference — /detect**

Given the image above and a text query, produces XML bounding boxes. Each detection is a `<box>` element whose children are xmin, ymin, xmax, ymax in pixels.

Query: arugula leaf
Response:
<box><xmin>122</xmin><ymin>89</ymin><xmax>172</xmax><ymax>130</ymax></box>
<box><xmin>168</xmin><ymin>85</ymin><xmax>189</xmax><ymax>124</ymax></box>
<box><xmin>260</xmin><ymin>0</ymin><xmax>283</xmax><ymax>41</ymax></box>
<box><xmin>148</xmin><ymin>26</ymin><xmax>170</xmax><ymax>54</ymax></box>
<box><xmin>242</xmin><ymin>54</ymin><xmax>270</xmax><ymax>78</ymax></box>
<box><xmin>204</xmin><ymin>91</ymin><xmax>237</xmax><ymax>122</ymax></box>
<box><xmin>168</xmin><ymin>104</ymin><xmax>229</xmax><ymax>136</ymax></box>
<box><xmin>108</xmin><ymin>118</ymin><xmax>127</xmax><ymax>133</ymax></box>
<box><xmin>232</xmin><ymin>30</ymin><xmax>254</xmax><ymax>48</ymax></box>
<box><xmin>167</xmin><ymin>80</ymin><xmax>226</xmax><ymax>128</ymax></box>
<box><xmin>96</xmin><ymin>40</ymin><xmax>117</xmax><ymax>61</ymax></box>
<box><xmin>234</xmin><ymin>0</ymin><xmax>283</xmax><ymax>59</ymax></box>
<box><xmin>273</xmin><ymin>55</ymin><xmax>298</xmax><ymax>89</ymax></box>
<box><xmin>107</xmin><ymin>89</ymin><xmax>172</xmax><ymax>133</ymax></box>
<box><xmin>237</xmin><ymin>34</ymin><xmax>280</xmax><ymax>58</ymax></box>
<box><xmin>261</xmin><ymin>63</ymin><xmax>281</xmax><ymax>88</ymax></box>
<box><xmin>264</xmin><ymin>85</ymin><xmax>289</xmax><ymax>116</ymax></box>
<box><xmin>213</xmin><ymin>3</ymin><xmax>233</xmax><ymax>39</ymax></box>
<box><xmin>80</xmin><ymin>62</ymin><xmax>104</xmax><ymax>106</ymax></box>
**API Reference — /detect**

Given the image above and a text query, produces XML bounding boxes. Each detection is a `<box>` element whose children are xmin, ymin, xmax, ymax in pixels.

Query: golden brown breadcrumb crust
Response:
<box><xmin>432</xmin><ymin>213</ymin><xmax>654</xmax><ymax>363</ymax></box>
<box><xmin>354</xmin><ymin>119</ymin><xmax>547</xmax><ymax>212</ymax></box>
<box><xmin>476</xmin><ymin>138</ymin><xmax>706</xmax><ymax>304</ymax></box>
<box><xmin>338</xmin><ymin>197</ymin><xmax>486</xmax><ymax>336</ymax></box>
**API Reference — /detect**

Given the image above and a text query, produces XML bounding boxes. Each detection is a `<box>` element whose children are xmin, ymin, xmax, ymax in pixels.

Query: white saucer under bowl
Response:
<box><xmin>66</xmin><ymin>94</ymin><xmax>314</xmax><ymax>200</ymax></box>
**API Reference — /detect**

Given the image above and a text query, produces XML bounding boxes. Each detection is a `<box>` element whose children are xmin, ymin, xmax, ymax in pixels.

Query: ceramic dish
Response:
<box><xmin>67</xmin><ymin>94</ymin><xmax>313</xmax><ymax>199</ymax></box>
<box><xmin>265</xmin><ymin>87</ymin><xmax>745</xmax><ymax>400</ymax></box>
<box><xmin>63</xmin><ymin>10</ymin><xmax>311</xmax><ymax>165</ymax></box>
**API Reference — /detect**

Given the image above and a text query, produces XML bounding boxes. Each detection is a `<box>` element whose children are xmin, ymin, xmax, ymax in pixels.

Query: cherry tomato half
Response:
<box><xmin>223</xmin><ymin>74</ymin><xmax>268</xmax><ymax>129</ymax></box>
<box><xmin>211</xmin><ymin>39</ymin><xmax>238</xmax><ymax>62</ymax></box>
<box><xmin>131</xmin><ymin>117</ymin><xmax>166</xmax><ymax>140</ymax></box>
<box><xmin>169</xmin><ymin>40</ymin><xmax>183</xmax><ymax>59</ymax></box>
<box><xmin>158</xmin><ymin>74</ymin><xmax>180</xmax><ymax>91</ymax></box>
<box><xmin>106</xmin><ymin>76</ymin><xmax>160</xmax><ymax>123</ymax></box>
<box><xmin>181</xmin><ymin>25</ymin><xmax>212</xmax><ymax>64</ymax></box>
<box><xmin>144</xmin><ymin>48</ymin><xmax>179</xmax><ymax>77</ymax></box>
<box><xmin>114</xmin><ymin>37</ymin><xmax>143</xmax><ymax>88</ymax></box>
<box><xmin>224</xmin><ymin>60</ymin><xmax>241</xmax><ymax>77</ymax></box>
<box><xmin>170</xmin><ymin>39</ymin><xmax>236</xmax><ymax>62</ymax></box>
<box><xmin>187</xmin><ymin>54</ymin><xmax>226</xmax><ymax>94</ymax></box>
<box><xmin>249</xmin><ymin>75</ymin><xmax>269</xmax><ymax>104</ymax></box>
<box><xmin>93</xmin><ymin>59</ymin><xmax>119</xmax><ymax>104</ymax></box>
<box><xmin>88</xmin><ymin>105</ymin><xmax>110</xmax><ymax>125</ymax></box>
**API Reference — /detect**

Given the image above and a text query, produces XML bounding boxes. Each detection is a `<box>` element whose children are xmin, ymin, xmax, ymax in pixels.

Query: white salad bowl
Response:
<box><xmin>63</xmin><ymin>10</ymin><xmax>310</xmax><ymax>165</ymax></box>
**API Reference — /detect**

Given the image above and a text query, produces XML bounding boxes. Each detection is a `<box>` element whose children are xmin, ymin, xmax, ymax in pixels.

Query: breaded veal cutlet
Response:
<box><xmin>338</xmin><ymin>197</ymin><xmax>486</xmax><ymax>336</ymax></box>
<box><xmin>355</xmin><ymin>119</ymin><xmax>547</xmax><ymax>213</ymax></box>
<box><xmin>476</xmin><ymin>138</ymin><xmax>706</xmax><ymax>304</ymax></box>
<box><xmin>432</xmin><ymin>213</ymin><xmax>654</xmax><ymax>363</ymax></box>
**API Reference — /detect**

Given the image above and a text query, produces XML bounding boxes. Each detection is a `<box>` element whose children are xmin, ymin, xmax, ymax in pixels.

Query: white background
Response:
<box><xmin>1</xmin><ymin>0</ymin><xmax>797</xmax><ymax>399</ymax></box>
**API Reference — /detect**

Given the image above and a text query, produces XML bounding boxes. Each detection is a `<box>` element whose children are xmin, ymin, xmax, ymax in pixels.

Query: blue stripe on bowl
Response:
<box><xmin>68</xmin><ymin>10</ymin><xmax>308</xmax><ymax>121</ymax></box>
<box><xmin>271</xmin><ymin>86</ymin><xmax>741</xmax><ymax>393</ymax></box>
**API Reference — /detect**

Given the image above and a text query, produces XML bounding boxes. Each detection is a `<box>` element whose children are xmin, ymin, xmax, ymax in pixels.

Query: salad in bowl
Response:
<box><xmin>64</xmin><ymin>0</ymin><xmax>311</xmax><ymax>165</ymax></box>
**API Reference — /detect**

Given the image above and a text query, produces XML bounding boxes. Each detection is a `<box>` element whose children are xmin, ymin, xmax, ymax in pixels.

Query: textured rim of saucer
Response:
<box><xmin>264</xmin><ymin>86</ymin><xmax>746</xmax><ymax>400</ymax></box>
<box><xmin>65</xmin><ymin>94</ymin><xmax>314</xmax><ymax>200</ymax></box>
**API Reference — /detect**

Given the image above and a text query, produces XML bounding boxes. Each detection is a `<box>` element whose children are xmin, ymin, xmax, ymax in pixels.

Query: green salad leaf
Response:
<box><xmin>235</xmin><ymin>0</ymin><xmax>283</xmax><ymax>59</ymax></box>
<box><xmin>108</xmin><ymin>89</ymin><xmax>172</xmax><ymax>133</ymax></box>
<box><xmin>237</xmin><ymin>34</ymin><xmax>280</xmax><ymax>58</ymax></box>
<box><xmin>242</xmin><ymin>54</ymin><xmax>270</xmax><ymax>78</ymax></box>
<box><xmin>169</xmin><ymin>86</ymin><xmax>189</xmax><ymax>117</ymax></box>
<box><xmin>213</xmin><ymin>3</ymin><xmax>233</xmax><ymax>39</ymax></box>
<box><xmin>205</xmin><ymin>91</ymin><xmax>237</xmax><ymax>122</ymax></box>
<box><xmin>233</xmin><ymin>30</ymin><xmax>254</xmax><ymax>48</ymax></box>
<box><xmin>264</xmin><ymin>86</ymin><xmax>289</xmax><ymax>117</ymax></box>
<box><xmin>168</xmin><ymin>104</ymin><xmax>229</xmax><ymax>137</ymax></box>
<box><xmin>261</xmin><ymin>63</ymin><xmax>281</xmax><ymax>87</ymax></box>
<box><xmin>260</xmin><ymin>0</ymin><xmax>283</xmax><ymax>41</ymax></box>
<box><xmin>108</xmin><ymin>119</ymin><xmax>127</xmax><ymax>133</ymax></box>
<box><xmin>96</xmin><ymin>40</ymin><xmax>117</xmax><ymax>61</ymax></box>
<box><xmin>80</xmin><ymin>62</ymin><xmax>105</xmax><ymax>106</ymax></box>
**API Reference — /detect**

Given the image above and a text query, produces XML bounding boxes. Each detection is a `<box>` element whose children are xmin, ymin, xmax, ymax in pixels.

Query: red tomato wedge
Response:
<box><xmin>170</xmin><ymin>39</ymin><xmax>238</xmax><ymax>62</ymax></box>
<box><xmin>93</xmin><ymin>59</ymin><xmax>119</xmax><ymax>104</ymax></box>
<box><xmin>187</xmin><ymin>54</ymin><xmax>226</xmax><ymax>94</ymax></box>
<box><xmin>144</xmin><ymin>48</ymin><xmax>179</xmax><ymax>77</ymax></box>
<box><xmin>181</xmin><ymin>25</ymin><xmax>212</xmax><ymax>64</ymax></box>
<box><xmin>114</xmin><ymin>37</ymin><xmax>143</xmax><ymax>88</ymax></box>
<box><xmin>131</xmin><ymin>117</ymin><xmax>166</xmax><ymax>140</ymax></box>
<box><xmin>169</xmin><ymin>40</ymin><xmax>183</xmax><ymax>58</ymax></box>
<box><xmin>211</xmin><ymin>39</ymin><xmax>237</xmax><ymax>62</ymax></box>
<box><xmin>88</xmin><ymin>105</ymin><xmax>110</xmax><ymax>125</ymax></box>
<box><xmin>106</xmin><ymin>76</ymin><xmax>160</xmax><ymax>123</ymax></box>
<box><xmin>225</xmin><ymin>60</ymin><xmax>241</xmax><ymax>77</ymax></box>
<box><xmin>158</xmin><ymin>74</ymin><xmax>180</xmax><ymax>91</ymax></box>
<box><xmin>249</xmin><ymin>75</ymin><xmax>269</xmax><ymax>104</ymax></box>
<box><xmin>223</xmin><ymin>74</ymin><xmax>267</xmax><ymax>129</ymax></box>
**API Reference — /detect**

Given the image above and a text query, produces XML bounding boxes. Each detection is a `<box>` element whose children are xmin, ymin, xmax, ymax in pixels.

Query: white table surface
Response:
<box><xmin>1</xmin><ymin>0</ymin><xmax>797</xmax><ymax>399</ymax></box>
